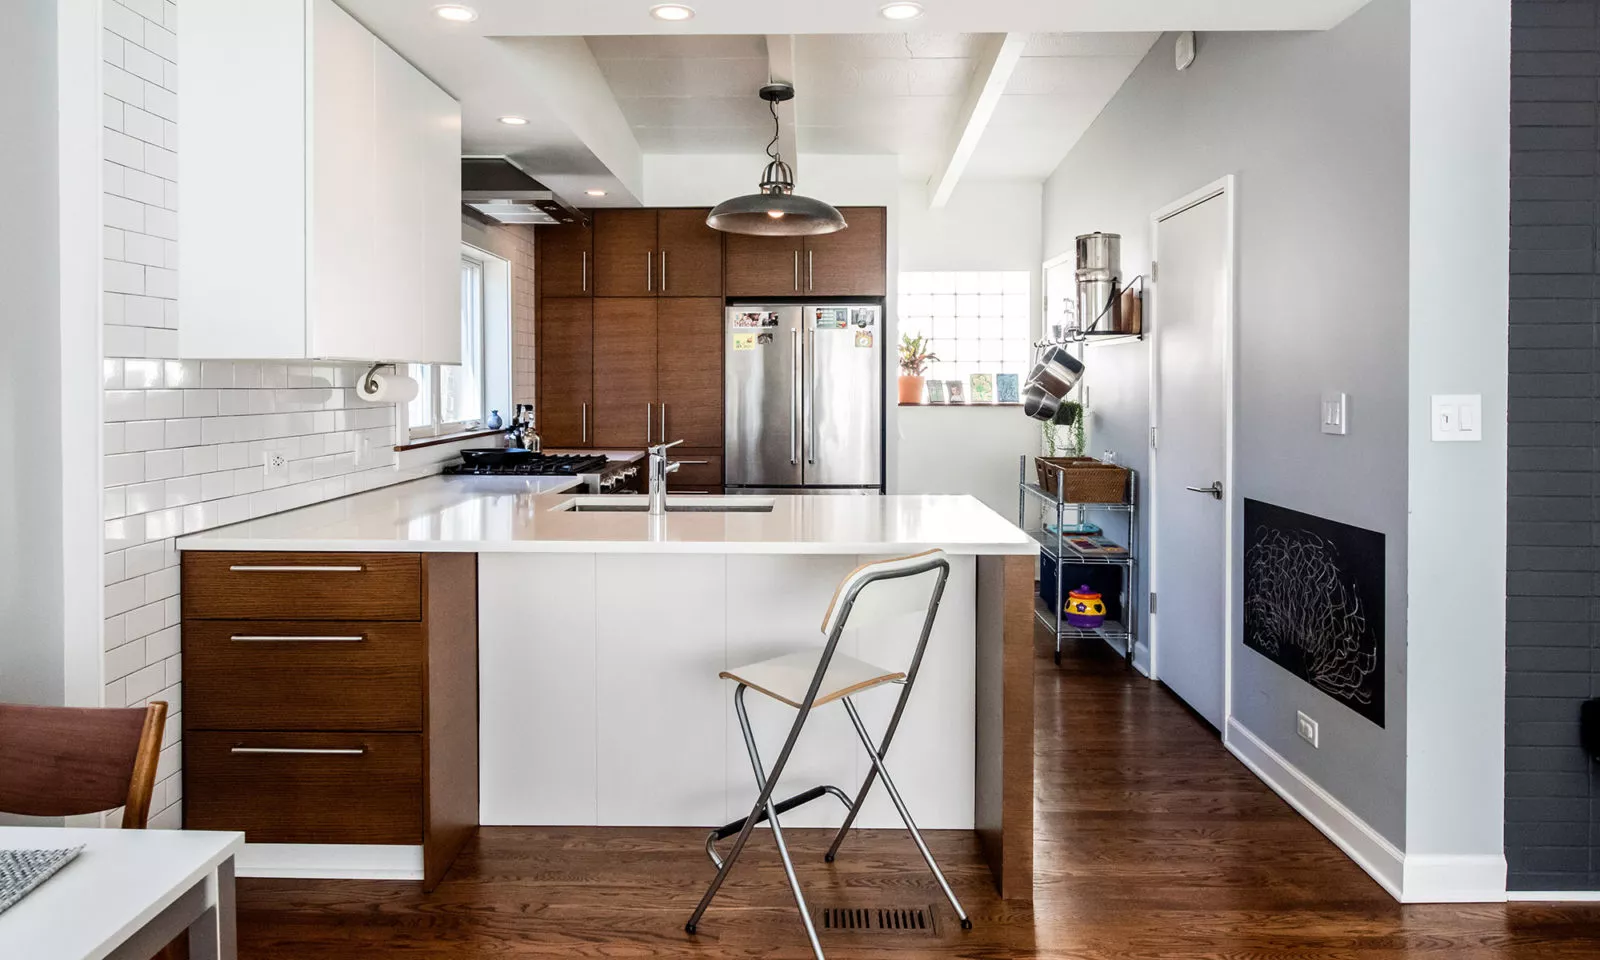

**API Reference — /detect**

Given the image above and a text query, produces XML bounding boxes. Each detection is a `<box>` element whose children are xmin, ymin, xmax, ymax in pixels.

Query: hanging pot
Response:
<box><xmin>1022</xmin><ymin>381</ymin><xmax>1061</xmax><ymax>422</ymax></box>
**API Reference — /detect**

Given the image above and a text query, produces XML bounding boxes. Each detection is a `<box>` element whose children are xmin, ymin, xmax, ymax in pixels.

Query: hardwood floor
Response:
<box><xmin>236</xmin><ymin>630</ymin><xmax>1600</xmax><ymax>958</ymax></box>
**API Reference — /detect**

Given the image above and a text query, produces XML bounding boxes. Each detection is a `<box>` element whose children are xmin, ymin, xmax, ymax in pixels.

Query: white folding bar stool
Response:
<box><xmin>685</xmin><ymin>549</ymin><xmax>969</xmax><ymax>959</ymax></box>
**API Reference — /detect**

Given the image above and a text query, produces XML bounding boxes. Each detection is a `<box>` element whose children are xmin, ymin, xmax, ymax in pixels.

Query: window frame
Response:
<box><xmin>405</xmin><ymin>246</ymin><xmax>495</xmax><ymax>441</ymax></box>
<box><xmin>896</xmin><ymin>270</ymin><xmax>1033</xmax><ymax>403</ymax></box>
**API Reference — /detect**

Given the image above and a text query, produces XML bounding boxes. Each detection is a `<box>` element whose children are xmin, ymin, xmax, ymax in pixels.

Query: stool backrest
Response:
<box><xmin>0</xmin><ymin>701</ymin><xmax>168</xmax><ymax>828</ymax></box>
<box><xmin>820</xmin><ymin>549</ymin><xmax>950</xmax><ymax>639</ymax></box>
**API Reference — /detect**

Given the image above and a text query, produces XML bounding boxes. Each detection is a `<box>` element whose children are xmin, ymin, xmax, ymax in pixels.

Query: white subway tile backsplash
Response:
<box><xmin>144</xmin><ymin>327</ymin><xmax>178</xmax><ymax>358</ymax></box>
<box><xmin>145</xmin><ymin>566</ymin><xmax>179</xmax><ymax>602</ymax></box>
<box><xmin>103</xmin><ymin>0</ymin><xmax>144</xmax><ymax>44</ymax></box>
<box><xmin>103</xmin><ymin>358</ymin><xmax>124</xmax><ymax>389</ymax></box>
<box><xmin>106</xmin><ymin>639</ymin><xmax>146</xmax><ymax>684</ymax></box>
<box><xmin>146</xmin><ymin>266</ymin><xmax>178</xmax><ymax>299</ymax></box>
<box><xmin>105</xmin><ymin>130</ymin><xmax>144</xmax><ymax>168</ymax></box>
<box><xmin>104</xmin><ymin>225</ymin><xmax>126</xmax><ymax>261</ymax></box>
<box><xmin>124</xmin><ymin>232</ymin><xmax>166</xmax><ymax>267</ymax></box>
<box><xmin>104</xmin><ymin>29</ymin><xmax>125</xmax><ymax>68</ymax></box>
<box><xmin>144</xmin><ymin>448</ymin><xmax>183</xmax><ymax>480</ymax></box>
<box><xmin>123</xmin><ymin>43</ymin><xmax>164</xmax><ymax>85</ymax></box>
<box><xmin>105</xmin><ymin>487</ymin><xmax>127</xmax><ymax>521</ymax></box>
<box><xmin>142</xmin><ymin>507</ymin><xmax>182</xmax><ymax>541</ymax></box>
<box><xmin>105</xmin><ymin>194</ymin><xmax>144</xmax><ymax>232</ymax></box>
<box><xmin>164</xmin><ymin>360</ymin><xmax>197</xmax><ymax>388</ymax></box>
<box><xmin>105</xmin><ymin>452</ymin><xmax>144</xmax><ymax>486</ymax></box>
<box><xmin>104</xmin><ymin>258</ymin><xmax>143</xmax><ymax>295</ymax></box>
<box><xmin>125</xmin><ymin>600</ymin><xmax>165</xmax><ymax>641</ymax></box>
<box><xmin>144</xmin><ymin>206</ymin><xmax>176</xmax><ymax>240</ymax></box>
<box><xmin>103</xmin><ymin>94</ymin><xmax>123</xmax><ymax>132</ymax></box>
<box><xmin>104</xmin><ymin>324</ymin><xmax>145</xmax><ymax>358</ymax></box>
<box><xmin>124</xmin><ymin>420</ymin><xmax>165</xmax><ymax>452</ymax></box>
<box><xmin>216</xmin><ymin>442</ymin><xmax>248</xmax><ymax>470</ymax></box>
<box><xmin>164</xmin><ymin>474</ymin><xmax>201</xmax><ymax>507</ymax></box>
<box><xmin>200</xmin><ymin>470</ymin><xmax>234</xmax><ymax>501</ymax></box>
<box><xmin>105</xmin><ymin>577</ymin><xmax>146</xmax><ymax>618</ymax></box>
<box><xmin>144</xmin><ymin>389</ymin><xmax>183</xmax><ymax>419</ymax></box>
<box><xmin>122</xmin><ymin>104</ymin><xmax>166</xmax><ymax>145</ymax></box>
<box><xmin>105</xmin><ymin>390</ymin><xmax>145</xmax><ymax>421</ymax></box>
<box><xmin>181</xmin><ymin>445</ymin><xmax>218</xmax><ymax>476</ymax></box>
<box><xmin>164</xmin><ymin>418</ymin><xmax>200</xmax><ymax>448</ymax></box>
<box><xmin>143</xmin><ymin>81</ymin><xmax>177</xmax><ymax>121</ymax></box>
<box><xmin>182</xmin><ymin>389</ymin><xmax>218</xmax><ymax>417</ymax></box>
<box><xmin>124</xmin><ymin>480</ymin><xmax>164</xmax><ymax>515</ymax></box>
<box><xmin>145</xmin><ymin>625</ymin><xmax>180</xmax><ymax>663</ymax></box>
<box><xmin>123</xmin><ymin>358</ymin><xmax>162</xmax><ymax>388</ymax></box>
<box><xmin>126</xmin><ymin>662</ymin><xmax>167</xmax><ymax>703</ymax></box>
<box><xmin>144</xmin><ymin>143</ymin><xmax>177</xmax><ymax>180</ymax></box>
<box><xmin>103</xmin><ymin>61</ymin><xmax>144</xmax><ymax>107</ymax></box>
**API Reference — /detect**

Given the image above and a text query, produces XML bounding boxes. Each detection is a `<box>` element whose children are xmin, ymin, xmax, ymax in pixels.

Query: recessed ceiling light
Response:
<box><xmin>498</xmin><ymin>116</ymin><xmax>528</xmax><ymax>125</ymax></box>
<box><xmin>649</xmin><ymin>3</ymin><xmax>695</xmax><ymax>21</ymax></box>
<box><xmin>585</xmin><ymin>189</ymin><xmax>608</xmax><ymax>197</ymax></box>
<box><xmin>433</xmin><ymin>4</ymin><xmax>477</xmax><ymax>22</ymax></box>
<box><xmin>878</xmin><ymin>1</ymin><xmax>923</xmax><ymax>20</ymax></box>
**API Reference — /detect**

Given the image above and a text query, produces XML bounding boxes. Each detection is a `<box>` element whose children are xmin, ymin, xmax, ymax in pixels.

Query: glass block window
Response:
<box><xmin>898</xmin><ymin>271</ymin><xmax>1032</xmax><ymax>388</ymax></box>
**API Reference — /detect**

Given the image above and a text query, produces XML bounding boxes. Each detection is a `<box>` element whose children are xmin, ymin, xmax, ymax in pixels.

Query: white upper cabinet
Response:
<box><xmin>179</xmin><ymin>0</ymin><xmax>462</xmax><ymax>362</ymax></box>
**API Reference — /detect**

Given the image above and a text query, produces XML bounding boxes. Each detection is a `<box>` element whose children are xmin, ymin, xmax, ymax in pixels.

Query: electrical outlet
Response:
<box><xmin>265</xmin><ymin>452</ymin><xmax>288</xmax><ymax>480</ymax></box>
<box><xmin>1296</xmin><ymin>711</ymin><xmax>1319</xmax><ymax>748</ymax></box>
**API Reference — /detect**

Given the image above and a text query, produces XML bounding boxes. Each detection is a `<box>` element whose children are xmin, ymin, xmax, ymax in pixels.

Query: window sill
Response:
<box><xmin>899</xmin><ymin>402</ymin><xmax>1024</xmax><ymax>408</ymax></box>
<box><xmin>394</xmin><ymin>428</ymin><xmax>502</xmax><ymax>452</ymax></box>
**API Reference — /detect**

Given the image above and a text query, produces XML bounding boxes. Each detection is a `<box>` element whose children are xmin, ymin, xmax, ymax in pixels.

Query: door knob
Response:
<box><xmin>1185</xmin><ymin>481</ymin><xmax>1224</xmax><ymax>500</ymax></box>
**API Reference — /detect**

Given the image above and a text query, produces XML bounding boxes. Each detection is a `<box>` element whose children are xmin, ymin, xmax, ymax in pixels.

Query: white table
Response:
<box><xmin>0</xmin><ymin>827</ymin><xmax>243</xmax><ymax>960</ymax></box>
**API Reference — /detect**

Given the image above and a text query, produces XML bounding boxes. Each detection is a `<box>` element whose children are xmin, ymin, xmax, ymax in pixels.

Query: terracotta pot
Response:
<box><xmin>897</xmin><ymin>375</ymin><xmax>926</xmax><ymax>404</ymax></box>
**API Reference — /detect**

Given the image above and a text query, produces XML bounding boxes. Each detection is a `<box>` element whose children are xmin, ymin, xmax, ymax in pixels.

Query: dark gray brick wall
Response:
<box><xmin>1507</xmin><ymin>0</ymin><xmax>1600</xmax><ymax>892</ymax></box>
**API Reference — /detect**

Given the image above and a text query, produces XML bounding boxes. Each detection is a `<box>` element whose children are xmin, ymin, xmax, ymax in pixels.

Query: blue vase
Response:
<box><xmin>486</xmin><ymin>410</ymin><xmax>503</xmax><ymax>429</ymax></box>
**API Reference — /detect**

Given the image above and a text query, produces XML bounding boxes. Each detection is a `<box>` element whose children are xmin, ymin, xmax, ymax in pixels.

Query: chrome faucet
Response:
<box><xmin>647</xmin><ymin>440</ymin><xmax>684</xmax><ymax>516</ymax></box>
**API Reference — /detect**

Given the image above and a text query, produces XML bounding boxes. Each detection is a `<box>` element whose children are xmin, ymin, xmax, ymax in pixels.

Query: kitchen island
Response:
<box><xmin>176</xmin><ymin>476</ymin><xmax>1038</xmax><ymax>899</ymax></box>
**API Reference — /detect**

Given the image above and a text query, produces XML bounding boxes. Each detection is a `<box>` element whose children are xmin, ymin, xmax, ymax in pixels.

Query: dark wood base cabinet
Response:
<box><xmin>181</xmin><ymin>551</ymin><xmax>478</xmax><ymax>891</ymax></box>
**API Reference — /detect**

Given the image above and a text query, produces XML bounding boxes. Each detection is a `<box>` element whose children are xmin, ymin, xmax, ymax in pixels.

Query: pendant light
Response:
<box><xmin>706</xmin><ymin>83</ymin><xmax>847</xmax><ymax>237</ymax></box>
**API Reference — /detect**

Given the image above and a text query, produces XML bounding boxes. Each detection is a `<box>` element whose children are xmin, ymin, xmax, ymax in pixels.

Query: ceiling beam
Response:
<box><xmin>496</xmin><ymin>37</ymin><xmax>645</xmax><ymax>202</ymax></box>
<box><xmin>927</xmin><ymin>33</ymin><xmax>1027</xmax><ymax>209</ymax></box>
<box><xmin>765</xmin><ymin>34</ymin><xmax>799</xmax><ymax>182</ymax></box>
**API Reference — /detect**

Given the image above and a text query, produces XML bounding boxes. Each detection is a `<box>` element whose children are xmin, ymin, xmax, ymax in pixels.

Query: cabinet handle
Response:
<box><xmin>581</xmin><ymin>251</ymin><xmax>588</xmax><ymax>292</ymax></box>
<box><xmin>793</xmin><ymin>251</ymin><xmax>799</xmax><ymax>291</ymax></box>
<box><xmin>230</xmin><ymin>635</ymin><xmax>364</xmax><ymax>643</ymax></box>
<box><xmin>660</xmin><ymin>403</ymin><xmax>667</xmax><ymax>439</ymax></box>
<box><xmin>808</xmin><ymin>250</ymin><xmax>814</xmax><ymax>291</ymax></box>
<box><xmin>646</xmin><ymin>251</ymin><xmax>653</xmax><ymax>293</ymax></box>
<box><xmin>227</xmin><ymin>565</ymin><xmax>363</xmax><ymax>573</ymax></box>
<box><xmin>646</xmin><ymin>402</ymin><xmax>653</xmax><ymax>444</ymax></box>
<box><xmin>230</xmin><ymin>747</ymin><xmax>367</xmax><ymax>756</ymax></box>
<box><xmin>661</xmin><ymin>250</ymin><xmax>667</xmax><ymax>292</ymax></box>
<box><xmin>581</xmin><ymin>402</ymin><xmax>588</xmax><ymax>442</ymax></box>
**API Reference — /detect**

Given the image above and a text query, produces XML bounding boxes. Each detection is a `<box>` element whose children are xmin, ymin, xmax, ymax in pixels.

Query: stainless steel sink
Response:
<box><xmin>552</xmin><ymin>496</ymin><xmax>775</xmax><ymax>514</ymax></box>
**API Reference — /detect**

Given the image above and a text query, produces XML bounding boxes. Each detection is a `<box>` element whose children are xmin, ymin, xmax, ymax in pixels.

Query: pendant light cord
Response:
<box><xmin>767</xmin><ymin>99</ymin><xmax>781</xmax><ymax>161</ymax></box>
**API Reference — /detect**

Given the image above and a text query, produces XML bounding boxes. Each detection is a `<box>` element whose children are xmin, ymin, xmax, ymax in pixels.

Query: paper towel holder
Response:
<box><xmin>361</xmin><ymin>362</ymin><xmax>395</xmax><ymax>398</ymax></box>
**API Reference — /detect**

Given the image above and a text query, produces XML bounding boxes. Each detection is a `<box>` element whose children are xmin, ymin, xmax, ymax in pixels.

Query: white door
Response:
<box><xmin>1151</xmin><ymin>186</ymin><xmax>1231</xmax><ymax>729</ymax></box>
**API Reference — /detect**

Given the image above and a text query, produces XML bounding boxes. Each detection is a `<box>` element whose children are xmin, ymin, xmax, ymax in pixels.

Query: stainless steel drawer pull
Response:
<box><xmin>230</xmin><ymin>747</ymin><xmax>367</xmax><ymax>756</ymax></box>
<box><xmin>227</xmin><ymin>565</ymin><xmax>364</xmax><ymax>573</ymax></box>
<box><xmin>229</xmin><ymin>635</ymin><xmax>365</xmax><ymax>643</ymax></box>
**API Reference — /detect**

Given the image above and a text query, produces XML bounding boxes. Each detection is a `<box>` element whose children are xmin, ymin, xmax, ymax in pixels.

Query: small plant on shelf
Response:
<box><xmin>1042</xmin><ymin>398</ymin><xmax>1086</xmax><ymax>457</ymax></box>
<box><xmin>897</xmin><ymin>333</ymin><xmax>939</xmax><ymax>404</ymax></box>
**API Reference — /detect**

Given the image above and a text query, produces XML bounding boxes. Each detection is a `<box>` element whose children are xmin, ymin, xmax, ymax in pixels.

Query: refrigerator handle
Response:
<box><xmin>807</xmin><ymin>328</ymin><xmax>817</xmax><ymax>464</ymax></box>
<box><xmin>790</xmin><ymin>327</ymin><xmax>801</xmax><ymax>464</ymax></box>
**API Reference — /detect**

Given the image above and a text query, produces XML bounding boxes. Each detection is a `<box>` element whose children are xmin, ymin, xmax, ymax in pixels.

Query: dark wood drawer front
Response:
<box><xmin>185</xmin><ymin>731</ymin><xmax>422</xmax><ymax>844</ymax></box>
<box><xmin>184</xmin><ymin>621</ymin><xmax>423</xmax><ymax>732</ymax></box>
<box><xmin>668</xmin><ymin>455</ymin><xmax>722</xmax><ymax>489</ymax></box>
<box><xmin>182</xmin><ymin>552</ymin><xmax>422</xmax><ymax>621</ymax></box>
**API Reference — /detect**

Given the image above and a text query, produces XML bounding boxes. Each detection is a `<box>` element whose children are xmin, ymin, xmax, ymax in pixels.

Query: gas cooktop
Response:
<box><xmin>443</xmin><ymin>452</ymin><xmax>611</xmax><ymax>477</ymax></box>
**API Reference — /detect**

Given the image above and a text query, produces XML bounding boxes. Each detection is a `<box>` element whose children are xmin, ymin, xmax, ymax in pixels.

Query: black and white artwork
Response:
<box><xmin>1243</xmin><ymin>499</ymin><xmax>1385</xmax><ymax>727</ymax></box>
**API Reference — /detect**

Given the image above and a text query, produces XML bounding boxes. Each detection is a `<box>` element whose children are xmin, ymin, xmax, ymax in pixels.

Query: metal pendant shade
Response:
<box><xmin>706</xmin><ymin>84</ymin><xmax>847</xmax><ymax>237</ymax></box>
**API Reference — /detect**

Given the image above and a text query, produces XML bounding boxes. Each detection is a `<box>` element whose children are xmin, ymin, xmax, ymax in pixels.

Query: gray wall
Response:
<box><xmin>1505</xmin><ymin>0</ymin><xmax>1600</xmax><ymax>892</ymax></box>
<box><xmin>1042</xmin><ymin>0</ymin><xmax>1410</xmax><ymax>843</ymax></box>
<box><xmin>0</xmin><ymin>0</ymin><xmax>66</xmax><ymax>706</ymax></box>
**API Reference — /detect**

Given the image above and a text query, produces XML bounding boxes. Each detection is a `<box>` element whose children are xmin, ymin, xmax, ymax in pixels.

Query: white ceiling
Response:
<box><xmin>336</xmin><ymin>0</ymin><xmax>1378</xmax><ymax>206</ymax></box>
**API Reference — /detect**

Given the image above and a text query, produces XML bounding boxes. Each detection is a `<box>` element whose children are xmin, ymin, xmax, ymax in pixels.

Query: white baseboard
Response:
<box><xmin>1224</xmin><ymin>718</ymin><xmax>1405</xmax><ymax>900</ymax></box>
<box><xmin>236</xmin><ymin>843</ymin><xmax>423</xmax><ymax>881</ymax></box>
<box><xmin>1508</xmin><ymin>890</ymin><xmax>1600</xmax><ymax>902</ymax></box>
<box><xmin>1402</xmin><ymin>853</ymin><xmax>1508</xmax><ymax>903</ymax></box>
<box><xmin>1224</xmin><ymin>718</ymin><xmax>1506</xmax><ymax>903</ymax></box>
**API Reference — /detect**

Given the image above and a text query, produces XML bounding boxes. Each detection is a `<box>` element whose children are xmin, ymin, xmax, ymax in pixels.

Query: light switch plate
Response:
<box><xmin>1431</xmin><ymin>394</ymin><xmax>1482</xmax><ymax>442</ymax></box>
<box><xmin>1320</xmin><ymin>391</ymin><xmax>1348</xmax><ymax>436</ymax></box>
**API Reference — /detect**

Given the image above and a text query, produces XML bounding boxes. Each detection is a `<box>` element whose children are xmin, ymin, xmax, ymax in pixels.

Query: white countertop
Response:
<box><xmin>175</xmin><ymin>475</ymin><xmax>1036</xmax><ymax>556</ymax></box>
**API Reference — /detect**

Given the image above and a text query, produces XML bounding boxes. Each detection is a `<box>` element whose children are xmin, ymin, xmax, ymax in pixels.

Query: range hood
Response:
<box><xmin>461</xmin><ymin>157</ymin><xmax>587</xmax><ymax>226</ymax></box>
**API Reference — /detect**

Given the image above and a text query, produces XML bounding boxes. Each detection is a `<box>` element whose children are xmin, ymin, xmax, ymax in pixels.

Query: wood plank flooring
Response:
<box><xmin>235</xmin><ymin>630</ymin><xmax>1600</xmax><ymax>958</ymax></box>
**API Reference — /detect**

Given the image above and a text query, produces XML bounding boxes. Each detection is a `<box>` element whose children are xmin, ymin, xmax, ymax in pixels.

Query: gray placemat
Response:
<box><xmin>0</xmin><ymin>847</ymin><xmax>84</xmax><ymax>915</ymax></box>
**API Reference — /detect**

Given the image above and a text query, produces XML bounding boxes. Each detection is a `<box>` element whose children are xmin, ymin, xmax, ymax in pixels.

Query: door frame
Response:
<box><xmin>1146</xmin><ymin>174</ymin><xmax>1237</xmax><ymax>730</ymax></box>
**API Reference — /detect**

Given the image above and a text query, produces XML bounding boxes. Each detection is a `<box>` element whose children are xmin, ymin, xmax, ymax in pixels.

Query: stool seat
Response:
<box><xmin>721</xmin><ymin>652</ymin><xmax>904</xmax><ymax>709</ymax></box>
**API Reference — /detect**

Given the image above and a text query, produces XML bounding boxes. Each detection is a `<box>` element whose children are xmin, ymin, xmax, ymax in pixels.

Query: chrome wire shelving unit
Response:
<box><xmin>1018</xmin><ymin>456</ymin><xmax>1139</xmax><ymax>668</ymax></box>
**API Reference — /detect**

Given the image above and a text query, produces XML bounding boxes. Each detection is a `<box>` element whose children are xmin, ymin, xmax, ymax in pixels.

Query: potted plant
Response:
<box><xmin>1042</xmin><ymin>399</ymin><xmax>1086</xmax><ymax>457</ymax></box>
<box><xmin>898</xmin><ymin>333</ymin><xmax>938</xmax><ymax>404</ymax></box>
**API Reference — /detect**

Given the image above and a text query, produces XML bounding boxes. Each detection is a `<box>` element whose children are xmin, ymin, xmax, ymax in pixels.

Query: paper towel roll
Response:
<box><xmin>358</xmin><ymin>371</ymin><xmax>419</xmax><ymax>404</ymax></box>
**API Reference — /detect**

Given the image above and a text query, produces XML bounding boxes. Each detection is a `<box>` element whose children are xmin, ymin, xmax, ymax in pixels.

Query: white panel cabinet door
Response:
<box><xmin>478</xmin><ymin>555</ymin><xmax>600</xmax><ymax>825</ymax></box>
<box><xmin>360</xmin><ymin>42</ymin><xmax>429</xmax><ymax>363</ymax></box>
<box><xmin>307</xmin><ymin>0</ymin><xmax>376</xmax><ymax>361</ymax></box>
<box><xmin>418</xmin><ymin>77</ymin><xmax>464</xmax><ymax>365</ymax></box>
<box><xmin>179</xmin><ymin>0</ymin><xmax>307</xmax><ymax>359</ymax></box>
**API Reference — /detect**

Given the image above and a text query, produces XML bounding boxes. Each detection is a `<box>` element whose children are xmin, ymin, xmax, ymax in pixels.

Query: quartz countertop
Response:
<box><xmin>174</xmin><ymin>475</ymin><xmax>1036</xmax><ymax>556</ymax></box>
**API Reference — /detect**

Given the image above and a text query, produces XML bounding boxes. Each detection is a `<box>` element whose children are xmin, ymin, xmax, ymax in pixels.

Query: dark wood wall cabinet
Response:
<box><xmin>181</xmin><ymin>551</ymin><xmax>478</xmax><ymax>891</ymax></box>
<box><xmin>536</xmin><ymin>205</ymin><xmax>886</xmax><ymax>493</ymax></box>
<box><xmin>724</xmin><ymin>206</ymin><xmax>886</xmax><ymax>297</ymax></box>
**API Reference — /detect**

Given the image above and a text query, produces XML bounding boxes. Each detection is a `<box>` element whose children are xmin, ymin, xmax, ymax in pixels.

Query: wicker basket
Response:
<box><xmin>1035</xmin><ymin>457</ymin><xmax>1130</xmax><ymax>504</ymax></box>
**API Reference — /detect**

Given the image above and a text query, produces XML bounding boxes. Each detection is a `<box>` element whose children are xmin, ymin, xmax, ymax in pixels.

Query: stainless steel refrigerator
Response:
<box><xmin>724</xmin><ymin>304</ymin><xmax>883</xmax><ymax>494</ymax></box>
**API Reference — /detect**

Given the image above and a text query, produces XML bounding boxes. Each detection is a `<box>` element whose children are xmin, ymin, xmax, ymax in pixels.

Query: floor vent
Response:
<box><xmin>815</xmin><ymin>905</ymin><xmax>939</xmax><ymax>936</ymax></box>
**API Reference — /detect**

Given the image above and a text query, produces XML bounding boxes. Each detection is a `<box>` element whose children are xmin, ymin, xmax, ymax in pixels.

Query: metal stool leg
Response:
<box><xmin>825</xmin><ymin>679</ymin><xmax>912</xmax><ymax>864</ymax></box>
<box><xmin>687</xmin><ymin>686</ymin><xmax>826</xmax><ymax>960</ymax></box>
<box><xmin>842</xmin><ymin>697</ymin><xmax>971</xmax><ymax>930</ymax></box>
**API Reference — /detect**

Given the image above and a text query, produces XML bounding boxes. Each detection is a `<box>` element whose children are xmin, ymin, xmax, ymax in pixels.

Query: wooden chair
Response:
<box><xmin>0</xmin><ymin>701</ymin><xmax>168</xmax><ymax>827</ymax></box>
